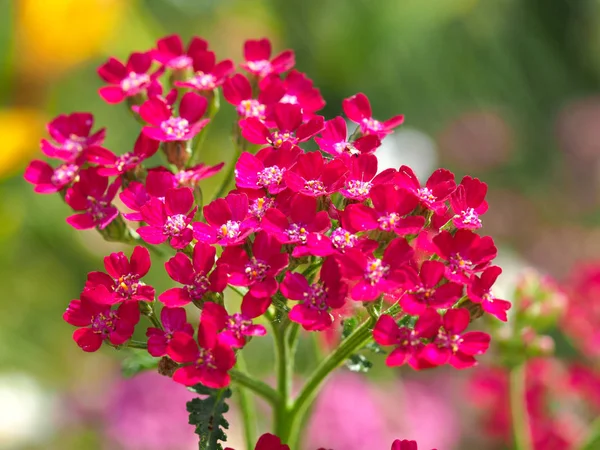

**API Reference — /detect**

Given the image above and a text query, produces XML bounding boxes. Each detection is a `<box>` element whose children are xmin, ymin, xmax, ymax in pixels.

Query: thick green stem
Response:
<box><xmin>188</xmin><ymin>89</ymin><xmax>220</xmax><ymax>168</ymax></box>
<box><xmin>272</xmin><ymin>320</ymin><xmax>294</xmax><ymax>438</ymax></box>
<box><xmin>510</xmin><ymin>363</ymin><xmax>533</xmax><ymax>450</ymax></box>
<box><xmin>229</xmin><ymin>369</ymin><xmax>280</xmax><ymax>406</ymax></box>
<box><xmin>234</xmin><ymin>354</ymin><xmax>257</xmax><ymax>450</ymax></box>
<box><xmin>212</xmin><ymin>144</ymin><xmax>243</xmax><ymax>201</ymax></box>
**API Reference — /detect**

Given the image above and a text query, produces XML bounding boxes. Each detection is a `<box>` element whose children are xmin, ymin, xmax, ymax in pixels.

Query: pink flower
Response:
<box><xmin>175</xmin><ymin>162</ymin><xmax>225</xmax><ymax>187</ymax></box>
<box><xmin>40</xmin><ymin>112</ymin><xmax>105</xmax><ymax>162</ymax></box>
<box><xmin>175</xmin><ymin>50</ymin><xmax>234</xmax><ymax>91</ymax></box>
<box><xmin>119</xmin><ymin>181</ymin><xmax>151</xmax><ymax>221</ymax></box>
<box><xmin>374</xmin><ymin>309</ymin><xmax>440</xmax><ymax>369</ymax></box>
<box><xmin>343</xmin><ymin>93</ymin><xmax>404</xmax><ymax>138</ymax></box>
<box><xmin>64</xmin><ymin>168</ymin><xmax>121</xmax><ymax>230</ymax></box>
<box><xmin>24</xmin><ymin>160</ymin><xmax>79</xmax><ymax>194</ymax></box>
<box><xmin>284</xmin><ymin>151</ymin><xmax>348</xmax><ymax>197</ymax></box>
<box><xmin>339</xmin><ymin>153</ymin><xmax>395</xmax><ymax>201</ymax></box>
<box><xmin>138</xmin><ymin>187</ymin><xmax>197</xmax><ymax>248</ymax></box>
<box><xmin>269</xmin><ymin>69</ymin><xmax>325</xmax><ymax>115</ymax></box>
<box><xmin>391</xmin><ymin>440</ymin><xmax>436</xmax><ymax>450</ymax></box>
<box><xmin>193</xmin><ymin>193</ymin><xmax>258</xmax><ymax>246</ymax></box>
<box><xmin>140</xmin><ymin>92</ymin><xmax>209</xmax><ymax>142</ymax></box>
<box><xmin>152</xmin><ymin>34</ymin><xmax>208</xmax><ymax>70</ymax></box>
<box><xmin>339</xmin><ymin>237</ymin><xmax>414</xmax><ymax>301</ymax></box>
<box><xmin>241</xmin><ymin>38</ymin><xmax>295</xmax><ymax>78</ymax></box>
<box><xmin>201</xmin><ymin>302</ymin><xmax>267</xmax><ymax>348</ymax></box>
<box><xmin>399</xmin><ymin>261</ymin><xmax>464</xmax><ymax>315</ymax></box>
<box><xmin>87</xmin><ymin>133</ymin><xmax>159</xmax><ymax>176</ymax></box>
<box><xmin>98</xmin><ymin>52</ymin><xmax>156</xmax><ymax>104</ymax></box>
<box><xmin>63</xmin><ymin>286</ymin><xmax>140</xmax><ymax>352</ymax></box>
<box><xmin>218</xmin><ymin>231</ymin><xmax>288</xmax><ymax>300</ymax></box>
<box><xmin>237</xmin><ymin>188</ymin><xmax>277</xmax><ymax>220</ymax></box>
<box><xmin>235</xmin><ymin>146</ymin><xmax>301</xmax><ymax>194</ymax></box>
<box><xmin>167</xmin><ymin>324</ymin><xmax>236</xmax><ymax>388</ymax></box>
<box><xmin>315</xmin><ymin>116</ymin><xmax>381</xmax><ymax>158</ymax></box>
<box><xmin>305</xmin><ymin>227</ymin><xmax>378</xmax><ymax>257</ymax></box>
<box><xmin>395</xmin><ymin>166</ymin><xmax>456</xmax><ymax>213</ymax></box>
<box><xmin>449</xmin><ymin>176</ymin><xmax>488</xmax><ymax>230</ymax></box>
<box><xmin>146</xmin><ymin>307</ymin><xmax>194</xmax><ymax>357</ymax></box>
<box><xmin>280</xmin><ymin>258</ymin><xmax>348</xmax><ymax>331</ymax></box>
<box><xmin>432</xmin><ymin>230</ymin><xmax>497</xmax><ymax>284</ymax></box>
<box><xmin>159</xmin><ymin>243</ymin><xmax>228</xmax><ymax>307</ymax></box>
<box><xmin>261</xmin><ymin>194</ymin><xmax>331</xmax><ymax>256</ymax></box>
<box><xmin>85</xmin><ymin>246</ymin><xmax>155</xmax><ymax>304</ymax></box>
<box><xmin>226</xmin><ymin>433</ymin><xmax>290</xmax><ymax>450</ymax></box>
<box><xmin>344</xmin><ymin>184</ymin><xmax>424</xmax><ymax>236</ymax></box>
<box><xmin>421</xmin><ymin>308</ymin><xmax>490</xmax><ymax>369</ymax></box>
<box><xmin>223</xmin><ymin>74</ymin><xmax>284</xmax><ymax>120</ymax></box>
<box><xmin>467</xmin><ymin>266</ymin><xmax>512</xmax><ymax>321</ymax></box>
<box><xmin>240</xmin><ymin>103</ymin><xmax>324</xmax><ymax>149</ymax></box>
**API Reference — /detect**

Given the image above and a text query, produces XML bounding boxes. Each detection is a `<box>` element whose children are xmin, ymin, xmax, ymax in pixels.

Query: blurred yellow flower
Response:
<box><xmin>0</xmin><ymin>109</ymin><xmax>46</xmax><ymax>179</ymax></box>
<box><xmin>16</xmin><ymin>0</ymin><xmax>127</xmax><ymax>76</ymax></box>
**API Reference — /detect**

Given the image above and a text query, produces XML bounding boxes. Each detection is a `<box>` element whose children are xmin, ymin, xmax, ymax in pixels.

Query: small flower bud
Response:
<box><xmin>162</xmin><ymin>140</ymin><xmax>191</xmax><ymax>169</ymax></box>
<box><xmin>158</xmin><ymin>356</ymin><xmax>179</xmax><ymax>377</ymax></box>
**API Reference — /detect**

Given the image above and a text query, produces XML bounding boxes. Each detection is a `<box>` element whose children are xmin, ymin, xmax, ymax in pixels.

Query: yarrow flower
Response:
<box><xmin>28</xmin><ymin>33</ymin><xmax>506</xmax><ymax>449</ymax></box>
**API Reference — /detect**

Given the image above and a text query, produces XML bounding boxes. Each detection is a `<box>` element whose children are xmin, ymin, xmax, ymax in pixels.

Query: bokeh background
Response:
<box><xmin>3</xmin><ymin>0</ymin><xmax>600</xmax><ymax>449</ymax></box>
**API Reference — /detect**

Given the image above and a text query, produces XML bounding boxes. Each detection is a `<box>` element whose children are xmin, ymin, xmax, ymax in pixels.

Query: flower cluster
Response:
<box><xmin>25</xmin><ymin>35</ymin><xmax>507</xmax><ymax>391</ymax></box>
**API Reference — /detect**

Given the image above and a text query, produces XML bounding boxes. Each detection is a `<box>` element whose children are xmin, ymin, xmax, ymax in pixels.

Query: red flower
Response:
<box><xmin>235</xmin><ymin>146</ymin><xmax>301</xmax><ymax>195</ymax></box>
<box><xmin>152</xmin><ymin>34</ymin><xmax>208</xmax><ymax>70</ymax></box>
<box><xmin>240</xmin><ymin>103</ymin><xmax>324</xmax><ymax>149</ymax></box>
<box><xmin>218</xmin><ymin>231</ymin><xmax>288</xmax><ymax>301</ymax></box>
<box><xmin>315</xmin><ymin>116</ymin><xmax>381</xmax><ymax>158</ymax></box>
<box><xmin>268</xmin><ymin>69</ymin><xmax>325</xmax><ymax>116</ymax></box>
<box><xmin>175</xmin><ymin>162</ymin><xmax>225</xmax><ymax>187</ymax></box>
<box><xmin>65</xmin><ymin>168</ymin><xmax>121</xmax><ymax>230</ymax></box>
<box><xmin>449</xmin><ymin>176</ymin><xmax>488</xmax><ymax>230</ymax></box>
<box><xmin>159</xmin><ymin>243</ymin><xmax>228</xmax><ymax>307</ymax></box>
<box><xmin>63</xmin><ymin>286</ymin><xmax>140</xmax><ymax>352</ymax></box>
<box><xmin>339</xmin><ymin>237</ymin><xmax>414</xmax><ymax>301</ymax></box>
<box><xmin>467</xmin><ymin>266</ymin><xmax>512</xmax><ymax>321</ymax></box>
<box><xmin>421</xmin><ymin>308</ymin><xmax>490</xmax><ymax>369</ymax></box>
<box><xmin>85</xmin><ymin>246</ymin><xmax>155</xmax><ymax>304</ymax></box>
<box><xmin>241</xmin><ymin>38</ymin><xmax>295</xmax><ymax>78</ymax></box>
<box><xmin>223</xmin><ymin>74</ymin><xmax>284</xmax><ymax>120</ymax></box>
<box><xmin>395</xmin><ymin>166</ymin><xmax>456</xmax><ymax>213</ymax></box>
<box><xmin>137</xmin><ymin>187</ymin><xmax>197</xmax><ymax>248</ymax></box>
<box><xmin>40</xmin><ymin>112</ymin><xmax>105</xmax><ymax>162</ymax></box>
<box><xmin>339</xmin><ymin>153</ymin><xmax>395</xmax><ymax>201</ymax></box>
<box><xmin>373</xmin><ymin>309</ymin><xmax>440</xmax><ymax>369</ymax></box>
<box><xmin>201</xmin><ymin>302</ymin><xmax>267</xmax><ymax>348</ymax></box>
<box><xmin>193</xmin><ymin>193</ymin><xmax>258</xmax><ymax>246</ymax></box>
<box><xmin>146</xmin><ymin>307</ymin><xmax>194</xmax><ymax>357</ymax></box>
<box><xmin>399</xmin><ymin>261</ymin><xmax>464</xmax><ymax>315</ymax></box>
<box><xmin>261</xmin><ymin>194</ymin><xmax>331</xmax><ymax>256</ymax></box>
<box><xmin>98</xmin><ymin>52</ymin><xmax>156</xmax><ymax>104</ymax></box>
<box><xmin>87</xmin><ymin>133</ymin><xmax>159</xmax><ymax>176</ymax></box>
<box><xmin>344</xmin><ymin>184</ymin><xmax>424</xmax><ymax>236</ymax></box>
<box><xmin>24</xmin><ymin>160</ymin><xmax>79</xmax><ymax>194</ymax></box>
<box><xmin>140</xmin><ymin>92</ymin><xmax>209</xmax><ymax>142</ymax></box>
<box><xmin>167</xmin><ymin>324</ymin><xmax>236</xmax><ymax>388</ymax></box>
<box><xmin>280</xmin><ymin>258</ymin><xmax>348</xmax><ymax>331</ymax></box>
<box><xmin>342</xmin><ymin>93</ymin><xmax>404</xmax><ymax>138</ymax></box>
<box><xmin>284</xmin><ymin>151</ymin><xmax>348</xmax><ymax>197</ymax></box>
<box><xmin>175</xmin><ymin>50</ymin><xmax>234</xmax><ymax>91</ymax></box>
<box><xmin>432</xmin><ymin>230</ymin><xmax>497</xmax><ymax>284</ymax></box>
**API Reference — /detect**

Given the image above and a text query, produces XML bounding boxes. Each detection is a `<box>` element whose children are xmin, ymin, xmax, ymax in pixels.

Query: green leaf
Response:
<box><xmin>121</xmin><ymin>351</ymin><xmax>159</xmax><ymax>378</ymax></box>
<box><xmin>187</xmin><ymin>385</ymin><xmax>232</xmax><ymax>450</ymax></box>
<box><xmin>341</xmin><ymin>317</ymin><xmax>359</xmax><ymax>340</ymax></box>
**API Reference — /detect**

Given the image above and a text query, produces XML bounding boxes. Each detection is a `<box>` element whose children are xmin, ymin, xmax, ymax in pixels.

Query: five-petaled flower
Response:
<box><xmin>241</xmin><ymin>38</ymin><xmax>295</xmax><ymax>79</ymax></box>
<box><xmin>146</xmin><ymin>306</ymin><xmax>194</xmax><ymax>357</ymax></box>
<box><xmin>98</xmin><ymin>52</ymin><xmax>156</xmax><ymax>104</ymax></box>
<box><xmin>343</xmin><ymin>93</ymin><xmax>404</xmax><ymax>138</ymax></box>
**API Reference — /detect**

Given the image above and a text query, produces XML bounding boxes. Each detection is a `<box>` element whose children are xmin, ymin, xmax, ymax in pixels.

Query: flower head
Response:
<box><xmin>241</xmin><ymin>38</ymin><xmax>295</xmax><ymax>78</ymax></box>
<box><xmin>467</xmin><ymin>266</ymin><xmax>512</xmax><ymax>321</ymax></box>
<box><xmin>98</xmin><ymin>52</ymin><xmax>156</xmax><ymax>104</ymax></box>
<box><xmin>201</xmin><ymin>302</ymin><xmax>267</xmax><ymax>348</ymax></box>
<box><xmin>87</xmin><ymin>132</ymin><xmax>159</xmax><ymax>176</ymax></box>
<box><xmin>284</xmin><ymin>151</ymin><xmax>348</xmax><ymax>197</ymax></box>
<box><xmin>40</xmin><ymin>112</ymin><xmax>105</xmax><ymax>162</ymax></box>
<box><xmin>395</xmin><ymin>166</ymin><xmax>456</xmax><ymax>214</ymax></box>
<box><xmin>343</xmin><ymin>93</ymin><xmax>404</xmax><ymax>138</ymax></box>
<box><xmin>450</xmin><ymin>176</ymin><xmax>488</xmax><ymax>230</ymax></box>
<box><xmin>315</xmin><ymin>116</ymin><xmax>381</xmax><ymax>158</ymax></box>
<box><xmin>152</xmin><ymin>34</ymin><xmax>208</xmax><ymax>70</ymax></box>
<box><xmin>175</xmin><ymin>50</ymin><xmax>234</xmax><ymax>91</ymax></box>
<box><xmin>137</xmin><ymin>187</ymin><xmax>197</xmax><ymax>248</ymax></box>
<box><xmin>235</xmin><ymin>146</ymin><xmax>301</xmax><ymax>194</ymax></box>
<box><xmin>146</xmin><ymin>307</ymin><xmax>194</xmax><ymax>357</ymax></box>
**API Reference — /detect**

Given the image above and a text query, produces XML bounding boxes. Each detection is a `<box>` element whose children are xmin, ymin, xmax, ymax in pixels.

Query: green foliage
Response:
<box><xmin>187</xmin><ymin>385</ymin><xmax>232</xmax><ymax>450</ymax></box>
<box><xmin>345</xmin><ymin>353</ymin><xmax>373</xmax><ymax>373</ymax></box>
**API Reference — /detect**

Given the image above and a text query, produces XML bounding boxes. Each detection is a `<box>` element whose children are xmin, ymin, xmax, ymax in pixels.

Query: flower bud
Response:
<box><xmin>162</xmin><ymin>140</ymin><xmax>190</xmax><ymax>169</ymax></box>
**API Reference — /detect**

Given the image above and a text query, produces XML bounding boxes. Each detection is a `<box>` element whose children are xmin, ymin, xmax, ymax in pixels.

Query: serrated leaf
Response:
<box><xmin>121</xmin><ymin>351</ymin><xmax>159</xmax><ymax>378</ymax></box>
<box><xmin>341</xmin><ymin>317</ymin><xmax>359</xmax><ymax>340</ymax></box>
<box><xmin>187</xmin><ymin>385</ymin><xmax>232</xmax><ymax>450</ymax></box>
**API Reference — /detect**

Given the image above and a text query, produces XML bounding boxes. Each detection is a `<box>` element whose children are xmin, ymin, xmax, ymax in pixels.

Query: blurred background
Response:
<box><xmin>3</xmin><ymin>0</ymin><xmax>600</xmax><ymax>449</ymax></box>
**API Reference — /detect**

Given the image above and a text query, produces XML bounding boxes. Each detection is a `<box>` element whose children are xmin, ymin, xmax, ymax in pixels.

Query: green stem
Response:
<box><xmin>212</xmin><ymin>144</ymin><xmax>243</xmax><ymax>201</ymax></box>
<box><xmin>510</xmin><ymin>363</ymin><xmax>533</xmax><ymax>450</ymax></box>
<box><xmin>579</xmin><ymin>415</ymin><xmax>600</xmax><ymax>450</ymax></box>
<box><xmin>188</xmin><ymin>89</ymin><xmax>220</xmax><ymax>168</ymax></box>
<box><xmin>273</xmin><ymin>320</ymin><xmax>293</xmax><ymax>438</ymax></box>
<box><xmin>234</xmin><ymin>354</ymin><xmax>257</xmax><ymax>450</ymax></box>
<box><xmin>126</xmin><ymin>340</ymin><xmax>148</xmax><ymax>349</ymax></box>
<box><xmin>229</xmin><ymin>369</ymin><xmax>279</xmax><ymax>406</ymax></box>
